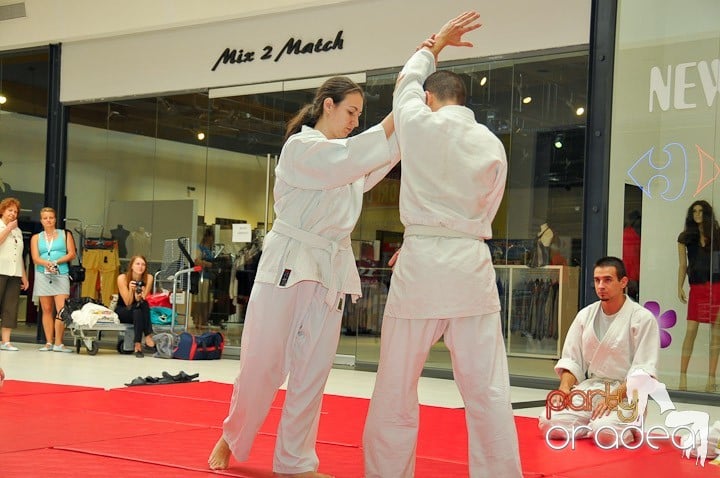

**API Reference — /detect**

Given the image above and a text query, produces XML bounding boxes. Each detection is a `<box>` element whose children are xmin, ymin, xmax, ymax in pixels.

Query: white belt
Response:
<box><xmin>403</xmin><ymin>224</ymin><xmax>482</xmax><ymax>240</ymax></box>
<box><xmin>271</xmin><ymin>219</ymin><xmax>350</xmax><ymax>306</ymax></box>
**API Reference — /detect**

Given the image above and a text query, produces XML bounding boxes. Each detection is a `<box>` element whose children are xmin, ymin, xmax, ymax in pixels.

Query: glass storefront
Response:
<box><xmin>2</xmin><ymin>45</ymin><xmax>588</xmax><ymax>379</ymax></box>
<box><xmin>0</xmin><ymin>48</ymin><xmax>49</xmax><ymax>335</ymax></box>
<box><xmin>611</xmin><ymin>0</ymin><xmax>720</xmax><ymax>393</ymax></box>
<box><xmin>354</xmin><ymin>52</ymin><xmax>588</xmax><ymax>375</ymax></box>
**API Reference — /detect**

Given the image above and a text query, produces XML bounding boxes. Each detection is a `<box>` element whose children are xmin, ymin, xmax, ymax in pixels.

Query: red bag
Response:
<box><xmin>146</xmin><ymin>292</ymin><xmax>172</xmax><ymax>308</ymax></box>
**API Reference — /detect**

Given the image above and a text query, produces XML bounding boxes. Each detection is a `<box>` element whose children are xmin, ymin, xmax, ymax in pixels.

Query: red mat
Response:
<box><xmin>0</xmin><ymin>399</ymin><xmax>203</xmax><ymax>454</ymax></box>
<box><xmin>516</xmin><ymin>416</ymin><xmax>677</xmax><ymax>476</ymax></box>
<box><xmin>0</xmin><ymin>379</ymin><xmax>99</xmax><ymax>397</ymax></box>
<box><xmin>0</xmin><ymin>448</ymin><xmax>224</xmax><ymax>477</ymax></box>
<box><xmin>59</xmin><ymin>427</ymin><xmax>470</xmax><ymax>478</ymax></box>
<box><xmin>551</xmin><ymin>451</ymin><xmax>720</xmax><ymax>477</ymax></box>
<box><xmin>1</xmin><ymin>388</ymin><xmax>230</xmax><ymax>428</ymax></box>
<box><xmin>1</xmin><ymin>380</ymin><xmax>715</xmax><ymax>478</ymax></box>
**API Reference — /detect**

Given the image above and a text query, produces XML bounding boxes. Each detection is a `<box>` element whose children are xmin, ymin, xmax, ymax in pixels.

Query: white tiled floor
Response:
<box><xmin>0</xmin><ymin>345</ymin><xmax>546</xmax><ymax>405</ymax></box>
<box><xmin>2</xmin><ymin>345</ymin><xmax>716</xmax><ymax>432</ymax></box>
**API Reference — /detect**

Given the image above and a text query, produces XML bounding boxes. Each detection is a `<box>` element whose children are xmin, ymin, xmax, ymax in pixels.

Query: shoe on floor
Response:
<box><xmin>52</xmin><ymin>344</ymin><xmax>74</xmax><ymax>353</ymax></box>
<box><xmin>0</xmin><ymin>342</ymin><xmax>19</xmax><ymax>351</ymax></box>
<box><xmin>38</xmin><ymin>343</ymin><xmax>53</xmax><ymax>351</ymax></box>
<box><xmin>135</xmin><ymin>350</ymin><xmax>144</xmax><ymax>358</ymax></box>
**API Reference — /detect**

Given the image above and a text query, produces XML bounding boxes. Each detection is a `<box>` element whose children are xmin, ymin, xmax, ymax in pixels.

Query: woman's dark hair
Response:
<box><xmin>284</xmin><ymin>76</ymin><xmax>364</xmax><ymax>141</ymax></box>
<box><xmin>683</xmin><ymin>200</ymin><xmax>720</xmax><ymax>251</ymax></box>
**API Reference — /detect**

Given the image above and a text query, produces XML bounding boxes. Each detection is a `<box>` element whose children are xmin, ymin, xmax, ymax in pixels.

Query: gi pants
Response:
<box><xmin>222</xmin><ymin>281</ymin><xmax>343</xmax><ymax>474</ymax></box>
<box><xmin>363</xmin><ymin>312</ymin><xmax>522</xmax><ymax>478</ymax></box>
<box><xmin>538</xmin><ymin>378</ymin><xmax>636</xmax><ymax>443</ymax></box>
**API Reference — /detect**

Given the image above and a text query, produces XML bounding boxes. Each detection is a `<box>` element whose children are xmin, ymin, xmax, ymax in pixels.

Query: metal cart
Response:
<box><xmin>153</xmin><ymin>237</ymin><xmax>201</xmax><ymax>332</ymax></box>
<box><xmin>69</xmin><ymin>319</ymin><xmax>134</xmax><ymax>355</ymax></box>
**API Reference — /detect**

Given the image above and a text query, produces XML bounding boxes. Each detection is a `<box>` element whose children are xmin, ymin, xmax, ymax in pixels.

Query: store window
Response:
<box><xmin>66</xmin><ymin>93</ymin><xmax>274</xmax><ymax>347</ymax></box>
<box><xmin>611</xmin><ymin>0</ymin><xmax>720</xmax><ymax>393</ymax></box>
<box><xmin>59</xmin><ymin>48</ymin><xmax>587</xmax><ymax>373</ymax></box>
<box><xmin>0</xmin><ymin>50</ymin><xmax>48</xmax><ymax>216</ymax></box>
<box><xmin>0</xmin><ymin>50</ymin><xmax>48</xmax><ymax>205</ymax></box>
<box><xmin>0</xmin><ymin>48</ymin><xmax>49</xmax><ymax>337</ymax></box>
<box><xmin>353</xmin><ymin>51</ymin><xmax>588</xmax><ymax>377</ymax></box>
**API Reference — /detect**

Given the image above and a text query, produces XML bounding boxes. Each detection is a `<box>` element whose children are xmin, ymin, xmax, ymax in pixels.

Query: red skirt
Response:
<box><xmin>687</xmin><ymin>282</ymin><xmax>720</xmax><ymax>324</ymax></box>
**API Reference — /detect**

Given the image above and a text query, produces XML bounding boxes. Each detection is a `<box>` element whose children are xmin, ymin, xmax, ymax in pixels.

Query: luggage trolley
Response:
<box><xmin>61</xmin><ymin>219</ymin><xmax>134</xmax><ymax>355</ymax></box>
<box><xmin>71</xmin><ymin>314</ymin><xmax>135</xmax><ymax>355</ymax></box>
<box><xmin>153</xmin><ymin>237</ymin><xmax>201</xmax><ymax>332</ymax></box>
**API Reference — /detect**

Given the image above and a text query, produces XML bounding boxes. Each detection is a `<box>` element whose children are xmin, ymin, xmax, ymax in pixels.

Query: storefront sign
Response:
<box><xmin>649</xmin><ymin>59</ymin><xmax>720</xmax><ymax>112</ymax></box>
<box><xmin>211</xmin><ymin>30</ymin><xmax>345</xmax><ymax>71</ymax></box>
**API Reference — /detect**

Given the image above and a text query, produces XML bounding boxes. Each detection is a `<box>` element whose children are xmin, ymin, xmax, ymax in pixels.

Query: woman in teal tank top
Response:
<box><xmin>30</xmin><ymin>207</ymin><xmax>77</xmax><ymax>352</ymax></box>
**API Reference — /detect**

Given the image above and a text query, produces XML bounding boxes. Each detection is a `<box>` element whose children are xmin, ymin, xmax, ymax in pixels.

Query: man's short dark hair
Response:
<box><xmin>594</xmin><ymin>256</ymin><xmax>627</xmax><ymax>280</ymax></box>
<box><xmin>423</xmin><ymin>70</ymin><xmax>466</xmax><ymax>105</ymax></box>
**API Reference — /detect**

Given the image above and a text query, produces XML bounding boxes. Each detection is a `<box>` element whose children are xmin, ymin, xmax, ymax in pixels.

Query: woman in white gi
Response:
<box><xmin>208</xmin><ymin>76</ymin><xmax>400</xmax><ymax>477</ymax></box>
<box><xmin>538</xmin><ymin>257</ymin><xmax>659</xmax><ymax>447</ymax></box>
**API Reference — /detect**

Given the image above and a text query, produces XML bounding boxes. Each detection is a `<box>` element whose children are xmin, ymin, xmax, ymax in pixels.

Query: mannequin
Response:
<box><xmin>111</xmin><ymin>224</ymin><xmax>130</xmax><ymax>258</ymax></box>
<box><xmin>677</xmin><ymin>200</ymin><xmax>720</xmax><ymax>392</ymax></box>
<box><xmin>127</xmin><ymin>227</ymin><xmax>151</xmax><ymax>258</ymax></box>
<box><xmin>537</xmin><ymin>222</ymin><xmax>554</xmax><ymax>247</ymax></box>
<box><xmin>531</xmin><ymin>222</ymin><xmax>554</xmax><ymax>267</ymax></box>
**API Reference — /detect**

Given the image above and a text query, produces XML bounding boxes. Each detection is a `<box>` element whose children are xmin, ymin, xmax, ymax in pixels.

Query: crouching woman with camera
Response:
<box><xmin>117</xmin><ymin>255</ymin><xmax>155</xmax><ymax>358</ymax></box>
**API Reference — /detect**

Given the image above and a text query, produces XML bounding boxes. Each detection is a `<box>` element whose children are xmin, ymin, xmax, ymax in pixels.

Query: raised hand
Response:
<box><xmin>435</xmin><ymin>11</ymin><xmax>482</xmax><ymax>49</ymax></box>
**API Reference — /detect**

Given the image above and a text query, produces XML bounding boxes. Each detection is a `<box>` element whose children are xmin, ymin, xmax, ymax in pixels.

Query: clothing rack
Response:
<box><xmin>519</xmin><ymin>267</ymin><xmax>556</xmax><ymax>276</ymax></box>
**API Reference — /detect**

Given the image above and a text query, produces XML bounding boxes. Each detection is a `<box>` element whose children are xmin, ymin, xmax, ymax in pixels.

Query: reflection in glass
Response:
<box><xmin>0</xmin><ymin>50</ymin><xmax>49</xmax><ymax>217</ymax></box>
<box><xmin>59</xmin><ymin>49</ymin><xmax>588</xmax><ymax>374</ymax></box>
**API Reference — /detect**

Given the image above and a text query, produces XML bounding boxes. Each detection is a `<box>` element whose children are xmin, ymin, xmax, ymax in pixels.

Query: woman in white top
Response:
<box><xmin>0</xmin><ymin>197</ymin><xmax>29</xmax><ymax>351</ymax></box>
<box><xmin>30</xmin><ymin>207</ymin><xmax>77</xmax><ymax>352</ymax></box>
<box><xmin>209</xmin><ymin>76</ymin><xmax>400</xmax><ymax>476</ymax></box>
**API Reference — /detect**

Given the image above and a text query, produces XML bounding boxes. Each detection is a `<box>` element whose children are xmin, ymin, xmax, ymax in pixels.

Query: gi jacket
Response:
<box><xmin>385</xmin><ymin>49</ymin><xmax>508</xmax><ymax>319</ymax></box>
<box><xmin>255</xmin><ymin>124</ymin><xmax>400</xmax><ymax>304</ymax></box>
<box><xmin>555</xmin><ymin>298</ymin><xmax>660</xmax><ymax>383</ymax></box>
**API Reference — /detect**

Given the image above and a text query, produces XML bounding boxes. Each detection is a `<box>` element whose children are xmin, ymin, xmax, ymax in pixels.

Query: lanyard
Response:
<box><xmin>44</xmin><ymin>230</ymin><xmax>55</xmax><ymax>257</ymax></box>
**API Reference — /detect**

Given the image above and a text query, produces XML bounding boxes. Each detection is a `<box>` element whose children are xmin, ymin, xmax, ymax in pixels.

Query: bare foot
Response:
<box><xmin>145</xmin><ymin>336</ymin><xmax>155</xmax><ymax>348</ymax></box>
<box><xmin>274</xmin><ymin>472</ymin><xmax>334</xmax><ymax>478</ymax></box>
<box><xmin>208</xmin><ymin>436</ymin><xmax>231</xmax><ymax>470</ymax></box>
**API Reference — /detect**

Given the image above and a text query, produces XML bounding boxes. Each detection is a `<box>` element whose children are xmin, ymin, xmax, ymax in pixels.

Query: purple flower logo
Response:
<box><xmin>644</xmin><ymin>301</ymin><xmax>677</xmax><ymax>348</ymax></box>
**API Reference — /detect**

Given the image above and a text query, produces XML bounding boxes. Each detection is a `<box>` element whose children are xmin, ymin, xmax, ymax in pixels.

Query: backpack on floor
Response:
<box><xmin>173</xmin><ymin>331</ymin><xmax>224</xmax><ymax>360</ymax></box>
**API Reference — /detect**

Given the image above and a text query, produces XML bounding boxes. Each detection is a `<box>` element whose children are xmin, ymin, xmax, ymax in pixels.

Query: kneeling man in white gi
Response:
<box><xmin>539</xmin><ymin>256</ymin><xmax>660</xmax><ymax>446</ymax></box>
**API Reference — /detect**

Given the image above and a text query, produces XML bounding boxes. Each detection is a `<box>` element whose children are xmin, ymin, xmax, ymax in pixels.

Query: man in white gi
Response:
<box><xmin>539</xmin><ymin>256</ymin><xmax>660</xmax><ymax>446</ymax></box>
<box><xmin>363</xmin><ymin>12</ymin><xmax>522</xmax><ymax>478</ymax></box>
<box><xmin>209</xmin><ymin>76</ymin><xmax>400</xmax><ymax>477</ymax></box>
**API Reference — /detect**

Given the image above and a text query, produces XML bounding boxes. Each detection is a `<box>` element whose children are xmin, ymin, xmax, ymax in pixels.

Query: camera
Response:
<box><xmin>136</xmin><ymin>280</ymin><xmax>145</xmax><ymax>293</ymax></box>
